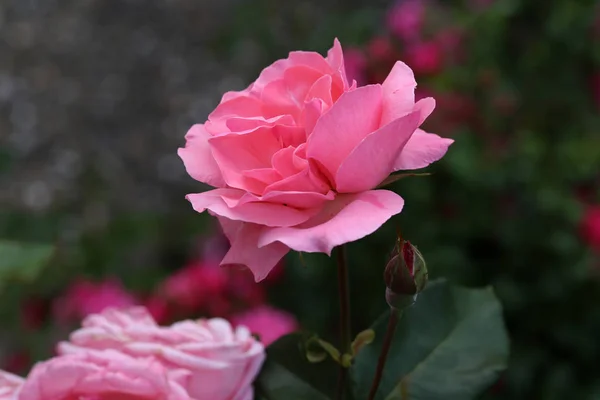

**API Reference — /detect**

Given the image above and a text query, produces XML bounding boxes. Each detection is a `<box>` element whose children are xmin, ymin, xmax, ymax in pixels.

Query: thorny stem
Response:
<box><xmin>335</xmin><ymin>244</ymin><xmax>351</xmax><ymax>400</ymax></box>
<box><xmin>367</xmin><ymin>308</ymin><xmax>401</xmax><ymax>400</ymax></box>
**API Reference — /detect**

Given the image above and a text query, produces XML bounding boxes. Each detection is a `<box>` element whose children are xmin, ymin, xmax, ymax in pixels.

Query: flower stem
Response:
<box><xmin>367</xmin><ymin>308</ymin><xmax>401</xmax><ymax>400</ymax></box>
<box><xmin>335</xmin><ymin>244</ymin><xmax>351</xmax><ymax>400</ymax></box>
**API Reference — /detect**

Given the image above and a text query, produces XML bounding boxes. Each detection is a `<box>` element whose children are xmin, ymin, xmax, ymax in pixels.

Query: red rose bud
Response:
<box><xmin>384</xmin><ymin>238</ymin><xmax>427</xmax><ymax>310</ymax></box>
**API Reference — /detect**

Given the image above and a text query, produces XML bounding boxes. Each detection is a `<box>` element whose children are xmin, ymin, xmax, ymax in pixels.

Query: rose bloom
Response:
<box><xmin>179</xmin><ymin>39</ymin><xmax>453</xmax><ymax>280</ymax></box>
<box><xmin>15</xmin><ymin>350</ymin><xmax>191</xmax><ymax>400</ymax></box>
<box><xmin>386</xmin><ymin>0</ymin><xmax>425</xmax><ymax>42</ymax></box>
<box><xmin>52</xmin><ymin>278</ymin><xmax>137</xmax><ymax>322</ymax></box>
<box><xmin>57</xmin><ymin>307</ymin><xmax>265</xmax><ymax>400</ymax></box>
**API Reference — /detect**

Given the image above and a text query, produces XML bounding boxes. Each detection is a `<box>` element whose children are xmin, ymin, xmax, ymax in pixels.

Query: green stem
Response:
<box><xmin>367</xmin><ymin>308</ymin><xmax>401</xmax><ymax>400</ymax></box>
<box><xmin>335</xmin><ymin>244</ymin><xmax>351</xmax><ymax>400</ymax></box>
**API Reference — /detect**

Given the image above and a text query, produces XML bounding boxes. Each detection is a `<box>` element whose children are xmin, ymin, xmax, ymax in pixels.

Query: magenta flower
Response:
<box><xmin>386</xmin><ymin>0</ymin><xmax>425</xmax><ymax>42</ymax></box>
<box><xmin>53</xmin><ymin>279</ymin><xmax>137</xmax><ymax>322</ymax></box>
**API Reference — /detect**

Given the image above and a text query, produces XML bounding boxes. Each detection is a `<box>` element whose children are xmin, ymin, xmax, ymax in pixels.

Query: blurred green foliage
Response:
<box><xmin>0</xmin><ymin>0</ymin><xmax>599</xmax><ymax>399</ymax></box>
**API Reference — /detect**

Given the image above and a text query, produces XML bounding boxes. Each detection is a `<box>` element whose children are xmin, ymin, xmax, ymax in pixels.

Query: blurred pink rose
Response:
<box><xmin>3</xmin><ymin>352</ymin><xmax>30</xmax><ymax>375</ymax></box>
<box><xmin>343</xmin><ymin>48</ymin><xmax>367</xmax><ymax>86</ymax></box>
<box><xmin>581</xmin><ymin>206</ymin><xmax>600</xmax><ymax>250</ymax></box>
<box><xmin>160</xmin><ymin>261</ymin><xmax>227</xmax><ymax>310</ymax></box>
<box><xmin>53</xmin><ymin>279</ymin><xmax>137</xmax><ymax>322</ymax></box>
<box><xmin>144</xmin><ymin>295</ymin><xmax>171</xmax><ymax>324</ymax></box>
<box><xmin>58</xmin><ymin>307</ymin><xmax>265</xmax><ymax>400</ymax></box>
<box><xmin>17</xmin><ymin>350</ymin><xmax>191</xmax><ymax>400</ymax></box>
<box><xmin>405</xmin><ymin>41</ymin><xmax>443</xmax><ymax>75</ymax></box>
<box><xmin>231</xmin><ymin>306</ymin><xmax>299</xmax><ymax>346</ymax></box>
<box><xmin>179</xmin><ymin>39</ymin><xmax>453</xmax><ymax>281</ymax></box>
<box><xmin>367</xmin><ymin>37</ymin><xmax>395</xmax><ymax>61</ymax></box>
<box><xmin>387</xmin><ymin>0</ymin><xmax>425</xmax><ymax>42</ymax></box>
<box><xmin>0</xmin><ymin>370</ymin><xmax>23</xmax><ymax>399</ymax></box>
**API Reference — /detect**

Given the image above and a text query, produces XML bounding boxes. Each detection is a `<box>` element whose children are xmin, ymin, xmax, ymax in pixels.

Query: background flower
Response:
<box><xmin>18</xmin><ymin>350</ymin><xmax>191</xmax><ymax>400</ymax></box>
<box><xmin>57</xmin><ymin>307</ymin><xmax>265</xmax><ymax>400</ymax></box>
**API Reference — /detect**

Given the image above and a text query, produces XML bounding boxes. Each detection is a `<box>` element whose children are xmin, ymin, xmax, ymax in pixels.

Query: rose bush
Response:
<box><xmin>179</xmin><ymin>39</ymin><xmax>453</xmax><ymax>280</ymax></box>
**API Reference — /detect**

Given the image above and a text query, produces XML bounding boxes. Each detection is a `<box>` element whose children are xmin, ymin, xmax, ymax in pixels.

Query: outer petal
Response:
<box><xmin>380</xmin><ymin>61</ymin><xmax>417</xmax><ymax>126</ymax></box>
<box><xmin>178</xmin><ymin>124</ymin><xmax>226</xmax><ymax>188</ymax></box>
<box><xmin>218</xmin><ymin>217</ymin><xmax>290</xmax><ymax>282</ymax></box>
<box><xmin>187</xmin><ymin>188</ymin><xmax>316</xmax><ymax>227</ymax></box>
<box><xmin>307</xmin><ymin>85</ymin><xmax>383</xmax><ymax>179</ymax></box>
<box><xmin>335</xmin><ymin>111</ymin><xmax>421</xmax><ymax>193</ymax></box>
<box><xmin>326</xmin><ymin>38</ymin><xmax>349</xmax><ymax>88</ymax></box>
<box><xmin>258</xmin><ymin>190</ymin><xmax>404</xmax><ymax>255</ymax></box>
<box><xmin>0</xmin><ymin>370</ymin><xmax>23</xmax><ymax>400</ymax></box>
<box><xmin>205</xmin><ymin>95</ymin><xmax>264</xmax><ymax>135</ymax></box>
<box><xmin>393</xmin><ymin>129</ymin><xmax>454</xmax><ymax>171</ymax></box>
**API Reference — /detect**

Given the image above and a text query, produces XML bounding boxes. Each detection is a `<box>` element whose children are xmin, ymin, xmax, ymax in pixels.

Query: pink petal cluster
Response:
<box><xmin>230</xmin><ymin>306</ymin><xmax>299</xmax><ymax>346</ymax></box>
<box><xmin>0</xmin><ymin>307</ymin><xmax>265</xmax><ymax>400</ymax></box>
<box><xmin>179</xmin><ymin>39</ymin><xmax>453</xmax><ymax>281</ymax></box>
<box><xmin>148</xmin><ymin>258</ymin><xmax>269</xmax><ymax>323</ymax></box>
<box><xmin>52</xmin><ymin>279</ymin><xmax>137</xmax><ymax>322</ymax></box>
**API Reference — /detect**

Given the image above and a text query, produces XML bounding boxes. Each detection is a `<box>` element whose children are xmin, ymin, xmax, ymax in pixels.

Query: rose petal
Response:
<box><xmin>205</xmin><ymin>96</ymin><xmax>264</xmax><ymax>135</ymax></box>
<box><xmin>178</xmin><ymin>124</ymin><xmax>226</xmax><ymax>188</ymax></box>
<box><xmin>0</xmin><ymin>370</ymin><xmax>23</xmax><ymax>400</ymax></box>
<box><xmin>307</xmin><ymin>85</ymin><xmax>383</xmax><ymax>179</ymax></box>
<box><xmin>301</xmin><ymin>98</ymin><xmax>324</xmax><ymax>138</ymax></box>
<box><xmin>225</xmin><ymin>115</ymin><xmax>295</xmax><ymax>133</ymax></box>
<box><xmin>258</xmin><ymin>190</ymin><xmax>404</xmax><ymax>255</ymax></box>
<box><xmin>414</xmin><ymin>97</ymin><xmax>436</xmax><ymax>124</ymax></box>
<box><xmin>380</xmin><ymin>61</ymin><xmax>417</xmax><ymax>126</ymax></box>
<box><xmin>187</xmin><ymin>188</ymin><xmax>316</xmax><ymax>227</ymax></box>
<box><xmin>393</xmin><ymin>129</ymin><xmax>454</xmax><ymax>170</ymax></box>
<box><xmin>209</xmin><ymin>126</ymin><xmax>281</xmax><ymax>191</ymax></box>
<box><xmin>218</xmin><ymin>218</ymin><xmax>290</xmax><ymax>281</ymax></box>
<box><xmin>335</xmin><ymin>110</ymin><xmax>421</xmax><ymax>193</ymax></box>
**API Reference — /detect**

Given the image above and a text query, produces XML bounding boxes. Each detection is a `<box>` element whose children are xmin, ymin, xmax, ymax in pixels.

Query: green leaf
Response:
<box><xmin>351</xmin><ymin>280</ymin><xmax>509</xmax><ymax>400</ymax></box>
<box><xmin>0</xmin><ymin>240</ymin><xmax>55</xmax><ymax>286</ymax></box>
<box><xmin>255</xmin><ymin>333</ymin><xmax>343</xmax><ymax>400</ymax></box>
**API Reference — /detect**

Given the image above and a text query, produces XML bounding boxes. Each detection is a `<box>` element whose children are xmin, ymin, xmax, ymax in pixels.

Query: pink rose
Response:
<box><xmin>178</xmin><ymin>39</ymin><xmax>453</xmax><ymax>280</ymax></box>
<box><xmin>53</xmin><ymin>279</ymin><xmax>137</xmax><ymax>322</ymax></box>
<box><xmin>343</xmin><ymin>48</ymin><xmax>367</xmax><ymax>86</ymax></box>
<box><xmin>160</xmin><ymin>261</ymin><xmax>228</xmax><ymax>310</ymax></box>
<box><xmin>57</xmin><ymin>307</ymin><xmax>265</xmax><ymax>400</ymax></box>
<box><xmin>0</xmin><ymin>370</ymin><xmax>23</xmax><ymax>399</ymax></box>
<box><xmin>17</xmin><ymin>350</ymin><xmax>191</xmax><ymax>400</ymax></box>
<box><xmin>231</xmin><ymin>306</ymin><xmax>299</xmax><ymax>346</ymax></box>
<box><xmin>386</xmin><ymin>0</ymin><xmax>425</xmax><ymax>42</ymax></box>
<box><xmin>405</xmin><ymin>40</ymin><xmax>443</xmax><ymax>75</ymax></box>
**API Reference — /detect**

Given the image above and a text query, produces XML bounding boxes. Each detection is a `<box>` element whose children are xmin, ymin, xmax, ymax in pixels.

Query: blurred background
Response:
<box><xmin>1</xmin><ymin>0</ymin><xmax>599</xmax><ymax>398</ymax></box>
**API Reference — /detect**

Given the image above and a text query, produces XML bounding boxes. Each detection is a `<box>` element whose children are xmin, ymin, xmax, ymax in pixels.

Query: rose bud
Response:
<box><xmin>384</xmin><ymin>238</ymin><xmax>428</xmax><ymax>310</ymax></box>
